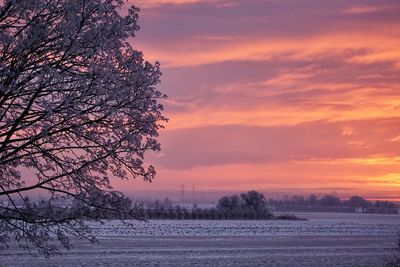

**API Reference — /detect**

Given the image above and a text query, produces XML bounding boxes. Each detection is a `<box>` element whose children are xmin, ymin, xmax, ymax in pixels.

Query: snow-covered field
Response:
<box><xmin>89</xmin><ymin>212</ymin><xmax>400</xmax><ymax>237</ymax></box>
<box><xmin>1</xmin><ymin>213</ymin><xmax>399</xmax><ymax>266</ymax></box>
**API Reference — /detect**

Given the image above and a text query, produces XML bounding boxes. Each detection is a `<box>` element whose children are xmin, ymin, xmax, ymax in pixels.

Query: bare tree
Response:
<box><xmin>0</xmin><ymin>0</ymin><xmax>166</xmax><ymax>255</ymax></box>
<box><xmin>240</xmin><ymin>191</ymin><xmax>266</xmax><ymax>211</ymax></box>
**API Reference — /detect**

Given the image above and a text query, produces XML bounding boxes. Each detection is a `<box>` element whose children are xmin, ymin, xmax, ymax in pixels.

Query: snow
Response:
<box><xmin>88</xmin><ymin>212</ymin><xmax>399</xmax><ymax>237</ymax></box>
<box><xmin>1</xmin><ymin>213</ymin><xmax>399</xmax><ymax>266</ymax></box>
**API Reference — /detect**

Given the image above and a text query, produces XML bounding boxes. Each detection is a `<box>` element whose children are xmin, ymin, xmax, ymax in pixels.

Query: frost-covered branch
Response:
<box><xmin>0</xmin><ymin>0</ymin><xmax>166</xmax><ymax>256</ymax></box>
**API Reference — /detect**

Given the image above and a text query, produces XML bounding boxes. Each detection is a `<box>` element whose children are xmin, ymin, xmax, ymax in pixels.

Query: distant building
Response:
<box><xmin>354</xmin><ymin>207</ymin><xmax>365</xmax><ymax>213</ymax></box>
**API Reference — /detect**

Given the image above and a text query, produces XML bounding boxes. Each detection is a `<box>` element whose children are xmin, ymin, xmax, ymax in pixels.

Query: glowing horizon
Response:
<box><xmin>121</xmin><ymin>0</ymin><xmax>400</xmax><ymax>201</ymax></box>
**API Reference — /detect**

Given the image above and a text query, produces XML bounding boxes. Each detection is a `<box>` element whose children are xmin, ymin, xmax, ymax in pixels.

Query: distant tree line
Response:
<box><xmin>144</xmin><ymin>191</ymin><xmax>275</xmax><ymax>220</ymax></box>
<box><xmin>2</xmin><ymin>191</ymin><xmax>275</xmax><ymax>221</ymax></box>
<box><xmin>267</xmin><ymin>194</ymin><xmax>398</xmax><ymax>214</ymax></box>
<box><xmin>80</xmin><ymin>192</ymin><xmax>398</xmax><ymax>219</ymax></box>
<box><xmin>1</xmin><ymin>192</ymin><xmax>147</xmax><ymax>222</ymax></box>
<box><xmin>6</xmin><ymin>192</ymin><xmax>396</xmax><ymax>223</ymax></box>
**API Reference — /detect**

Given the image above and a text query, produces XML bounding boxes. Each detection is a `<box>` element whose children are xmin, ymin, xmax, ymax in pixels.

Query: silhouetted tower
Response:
<box><xmin>192</xmin><ymin>185</ymin><xmax>195</xmax><ymax>205</ymax></box>
<box><xmin>180</xmin><ymin>184</ymin><xmax>185</xmax><ymax>203</ymax></box>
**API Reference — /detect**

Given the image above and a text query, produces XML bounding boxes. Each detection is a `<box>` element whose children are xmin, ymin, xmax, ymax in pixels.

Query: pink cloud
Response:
<box><xmin>119</xmin><ymin>0</ymin><xmax>400</xmax><ymax>198</ymax></box>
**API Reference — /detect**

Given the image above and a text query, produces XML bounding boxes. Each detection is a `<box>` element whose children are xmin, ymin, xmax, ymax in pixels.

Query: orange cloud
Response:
<box><xmin>166</xmin><ymin>84</ymin><xmax>400</xmax><ymax>130</ymax></box>
<box><xmin>343</xmin><ymin>5</ymin><xmax>391</xmax><ymax>14</ymax></box>
<box><xmin>386</xmin><ymin>135</ymin><xmax>400</xmax><ymax>142</ymax></box>
<box><xmin>131</xmin><ymin>0</ymin><xmax>216</xmax><ymax>8</ymax></box>
<box><xmin>138</xmin><ymin>32</ymin><xmax>400</xmax><ymax>67</ymax></box>
<box><xmin>117</xmin><ymin>158</ymin><xmax>400</xmax><ymax>200</ymax></box>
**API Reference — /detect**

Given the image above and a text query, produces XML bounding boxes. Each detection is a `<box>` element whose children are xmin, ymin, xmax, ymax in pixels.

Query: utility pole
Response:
<box><xmin>180</xmin><ymin>184</ymin><xmax>185</xmax><ymax>203</ymax></box>
<box><xmin>192</xmin><ymin>185</ymin><xmax>195</xmax><ymax>205</ymax></box>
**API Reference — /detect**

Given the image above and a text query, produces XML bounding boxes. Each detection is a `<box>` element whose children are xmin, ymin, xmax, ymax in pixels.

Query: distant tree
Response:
<box><xmin>375</xmin><ymin>200</ymin><xmax>397</xmax><ymax>209</ymax></box>
<box><xmin>161</xmin><ymin>198</ymin><xmax>173</xmax><ymax>209</ymax></box>
<box><xmin>289</xmin><ymin>195</ymin><xmax>306</xmax><ymax>205</ymax></box>
<box><xmin>217</xmin><ymin>195</ymin><xmax>240</xmax><ymax>211</ymax></box>
<box><xmin>240</xmin><ymin>191</ymin><xmax>266</xmax><ymax>211</ymax></box>
<box><xmin>345</xmin><ymin>196</ymin><xmax>371</xmax><ymax>209</ymax></box>
<box><xmin>0</xmin><ymin>0</ymin><xmax>166</xmax><ymax>255</ymax></box>
<box><xmin>318</xmin><ymin>195</ymin><xmax>342</xmax><ymax>206</ymax></box>
<box><xmin>308</xmin><ymin>194</ymin><xmax>318</xmax><ymax>205</ymax></box>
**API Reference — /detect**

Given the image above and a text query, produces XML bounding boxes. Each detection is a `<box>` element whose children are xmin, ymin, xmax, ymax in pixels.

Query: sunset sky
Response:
<box><xmin>121</xmin><ymin>0</ymin><xmax>400</xmax><ymax>200</ymax></box>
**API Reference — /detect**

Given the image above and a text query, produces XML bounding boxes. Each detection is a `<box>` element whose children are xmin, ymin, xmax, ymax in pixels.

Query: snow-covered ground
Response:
<box><xmin>1</xmin><ymin>213</ymin><xmax>399</xmax><ymax>267</ymax></box>
<box><xmin>89</xmin><ymin>212</ymin><xmax>400</xmax><ymax>237</ymax></box>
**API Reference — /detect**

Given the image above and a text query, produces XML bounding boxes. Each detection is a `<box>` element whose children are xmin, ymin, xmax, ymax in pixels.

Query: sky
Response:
<box><xmin>119</xmin><ymin>0</ymin><xmax>400</xmax><ymax>200</ymax></box>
